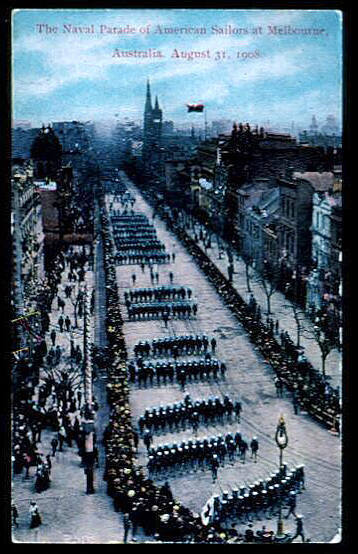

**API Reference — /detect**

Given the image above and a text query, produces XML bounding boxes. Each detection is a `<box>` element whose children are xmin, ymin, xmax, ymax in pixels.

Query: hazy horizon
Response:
<box><xmin>12</xmin><ymin>9</ymin><xmax>342</xmax><ymax>133</ymax></box>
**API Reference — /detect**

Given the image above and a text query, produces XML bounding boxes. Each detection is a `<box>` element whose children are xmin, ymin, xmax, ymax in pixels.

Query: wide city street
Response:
<box><xmin>113</xmin><ymin>176</ymin><xmax>341</xmax><ymax>543</ymax></box>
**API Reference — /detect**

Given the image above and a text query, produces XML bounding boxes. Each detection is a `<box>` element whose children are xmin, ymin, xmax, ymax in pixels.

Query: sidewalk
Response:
<box><xmin>181</xmin><ymin>219</ymin><xmax>341</xmax><ymax>392</ymax></box>
<box><xmin>12</xmin><ymin>247</ymin><xmax>137</xmax><ymax>543</ymax></box>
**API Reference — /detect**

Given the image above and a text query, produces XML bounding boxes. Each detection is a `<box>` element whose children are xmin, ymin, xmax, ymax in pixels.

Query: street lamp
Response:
<box><xmin>82</xmin><ymin>285</ymin><xmax>95</xmax><ymax>494</ymax></box>
<box><xmin>275</xmin><ymin>415</ymin><xmax>288</xmax><ymax>539</ymax></box>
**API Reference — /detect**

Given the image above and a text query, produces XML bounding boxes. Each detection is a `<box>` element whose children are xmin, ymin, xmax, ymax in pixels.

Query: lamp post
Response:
<box><xmin>82</xmin><ymin>284</ymin><xmax>95</xmax><ymax>494</ymax></box>
<box><xmin>275</xmin><ymin>415</ymin><xmax>288</xmax><ymax>539</ymax></box>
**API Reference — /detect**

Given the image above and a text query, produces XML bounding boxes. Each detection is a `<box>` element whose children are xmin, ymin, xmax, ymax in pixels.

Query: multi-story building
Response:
<box><xmin>306</xmin><ymin>182</ymin><xmax>342</xmax><ymax>320</ymax></box>
<box><xmin>277</xmin><ymin>170</ymin><xmax>335</xmax><ymax>305</ymax></box>
<box><xmin>164</xmin><ymin>158</ymin><xmax>192</xmax><ymax>208</ymax></box>
<box><xmin>241</xmin><ymin>187</ymin><xmax>280</xmax><ymax>272</ymax></box>
<box><xmin>188</xmin><ymin>139</ymin><xmax>227</xmax><ymax>227</ymax></box>
<box><xmin>12</xmin><ymin>161</ymin><xmax>45</xmax><ymax>292</ymax></box>
<box><xmin>216</xmin><ymin>123</ymin><xmax>329</xmax><ymax>245</ymax></box>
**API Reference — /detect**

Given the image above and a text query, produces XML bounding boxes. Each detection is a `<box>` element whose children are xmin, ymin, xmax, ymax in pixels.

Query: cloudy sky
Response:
<box><xmin>12</xmin><ymin>8</ymin><xmax>342</xmax><ymax>129</ymax></box>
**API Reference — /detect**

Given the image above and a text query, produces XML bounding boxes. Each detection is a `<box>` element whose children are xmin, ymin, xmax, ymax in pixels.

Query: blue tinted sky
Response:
<box><xmin>12</xmin><ymin>9</ymin><xmax>342</xmax><ymax>129</ymax></box>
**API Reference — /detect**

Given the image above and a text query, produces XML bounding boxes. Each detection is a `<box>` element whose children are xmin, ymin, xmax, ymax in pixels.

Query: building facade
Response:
<box><xmin>306</xmin><ymin>184</ymin><xmax>342</xmax><ymax>344</ymax></box>
<box><xmin>12</xmin><ymin>161</ymin><xmax>45</xmax><ymax>294</ymax></box>
<box><xmin>241</xmin><ymin>187</ymin><xmax>280</xmax><ymax>273</ymax></box>
<box><xmin>277</xmin><ymin>170</ymin><xmax>335</xmax><ymax>306</ymax></box>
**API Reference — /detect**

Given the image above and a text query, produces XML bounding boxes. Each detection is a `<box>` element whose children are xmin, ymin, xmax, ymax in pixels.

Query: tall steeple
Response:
<box><xmin>144</xmin><ymin>79</ymin><xmax>153</xmax><ymax>148</ymax></box>
<box><xmin>143</xmin><ymin>79</ymin><xmax>163</xmax><ymax>169</ymax></box>
<box><xmin>310</xmin><ymin>115</ymin><xmax>318</xmax><ymax>134</ymax></box>
<box><xmin>145</xmin><ymin>79</ymin><xmax>152</xmax><ymax>114</ymax></box>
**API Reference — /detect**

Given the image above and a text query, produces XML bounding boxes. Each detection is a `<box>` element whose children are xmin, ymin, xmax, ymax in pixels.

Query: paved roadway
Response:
<box><xmin>12</xmin><ymin>184</ymin><xmax>341</xmax><ymax>544</ymax></box>
<box><xmin>116</xmin><ymin>175</ymin><xmax>341</xmax><ymax>543</ymax></box>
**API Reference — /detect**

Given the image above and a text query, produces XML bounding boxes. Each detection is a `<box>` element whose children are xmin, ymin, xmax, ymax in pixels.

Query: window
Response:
<box><xmin>290</xmin><ymin>235</ymin><xmax>294</xmax><ymax>254</ymax></box>
<box><xmin>316</xmin><ymin>212</ymin><xmax>320</xmax><ymax>229</ymax></box>
<box><xmin>291</xmin><ymin>202</ymin><xmax>295</xmax><ymax>219</ymax></box>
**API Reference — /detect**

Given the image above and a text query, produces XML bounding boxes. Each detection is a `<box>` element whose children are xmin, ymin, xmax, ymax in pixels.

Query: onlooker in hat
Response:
<box><xmin>250</xmin><ymin>437</ymin><xmax>259</xmax><ymax>462</ymax></box>
<box><xmin>50</xmin><ymin>329</ymin><xmax>56</xmax><ymax>346</ymax></box>
<box><xmin>12</xmin><ymin>503</ymin><xmax>19</xmax><ymax>527</ymax></box>
<box><xmin>29</xmin><ymin>501</ymin><xmax>42</xmax><ymax>529</ymax></box>
<box><xmin>51</xmin><ymin>436</ymin><xmax>58</xmax><ymax>457</ymax></box>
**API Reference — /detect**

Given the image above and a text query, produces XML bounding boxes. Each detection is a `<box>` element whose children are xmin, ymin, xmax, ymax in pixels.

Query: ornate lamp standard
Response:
<box><xmin>82</xmin><ymin>284</ymin><xmax>95</xmax><ymax>494</ymax></box>
<box><xmin>275</xmin><ymin>415</ymin><xmax>288</xmax><ymax>539</ymax></box>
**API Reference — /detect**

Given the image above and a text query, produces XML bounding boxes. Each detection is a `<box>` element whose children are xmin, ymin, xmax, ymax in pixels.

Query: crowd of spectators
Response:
<box><xmin>12</xmin><ymin>247</ymin><xmax>95</xmax><ymax>503</ymax></box>
<box><xmin>147</xmin><ymin>204</ymin><xmax>341</xmax><ymax>432</ymax></box>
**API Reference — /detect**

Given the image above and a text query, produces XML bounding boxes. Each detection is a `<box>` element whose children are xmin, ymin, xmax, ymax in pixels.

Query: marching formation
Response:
<box><xmin>112</xmin><ymin>212</ymin><xmax>170</xmax><ymax>266</ymax></box>
<box><xmin>204</xmin><ymin>464</ymin><xmax>305</xmax><ymax>526</ymax></box>
<box><xmin>146</xmin><ymin>431</ymin><xmax>256</xmax><ymax>476</ymax></box>
<box><xmin>128</xmin><ymin>355</ymin><xmax>226</xmax><ymax>387</ymax></box>
<box><xmin>138</xmin><ymin>394</ymin><xmax>242</xmax><ymax>435</ymax></box>
<box><xmin>107</xmin><ymin>184</ymin><xmax>297</xmax><ymax>541</ymax></box>
<box><xmin>133</xmin><ymin>334</ymin><xmax>215</xmax><ymax>358</ymax></box>
<box><xmin>100</xmin><ymin>187</ymin><xmax>236</xmax><ymax>543</ymax></box>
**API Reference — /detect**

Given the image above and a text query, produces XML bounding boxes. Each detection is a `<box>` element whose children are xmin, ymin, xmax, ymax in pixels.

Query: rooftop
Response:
<box><xmin>293</xmin><ymin>171</ymin><xmax>334</xmax><ymax>192</ymax></box>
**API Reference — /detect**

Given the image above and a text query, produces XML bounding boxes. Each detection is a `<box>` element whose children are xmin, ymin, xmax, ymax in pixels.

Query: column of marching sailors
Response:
<box><xmin>109</xmin><ymin>191</ymin><xmax>306</xmax><ymax>533</ymax></box>
<box><xmin>109</xmin><ymin>186</ymin><xmax>307</xmax><ymax>538</ymax></box>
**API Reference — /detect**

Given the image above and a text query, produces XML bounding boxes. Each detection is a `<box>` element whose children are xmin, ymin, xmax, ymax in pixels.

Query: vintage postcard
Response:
<box><xmin>10</xmin><ymin>8</ymin><xmax>342</xmax><ymax>544</ymax></box>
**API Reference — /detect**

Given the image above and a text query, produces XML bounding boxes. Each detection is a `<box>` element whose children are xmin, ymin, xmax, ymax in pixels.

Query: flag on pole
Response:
<box><xmin>187</xmin><ymin>104</ymin><xmax>204</xmax><ymax>113</ymax></box>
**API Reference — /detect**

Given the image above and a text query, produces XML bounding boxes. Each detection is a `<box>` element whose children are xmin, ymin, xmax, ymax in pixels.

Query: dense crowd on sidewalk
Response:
<box><xmin>147</xmin><ymin>201</ymin><xmax>340</xmax><ymax>432</ymax></box>
<box><xmin>12</xmin><ymin>245</ymin><xmax>97</xmax><ymax>526</ymax></box>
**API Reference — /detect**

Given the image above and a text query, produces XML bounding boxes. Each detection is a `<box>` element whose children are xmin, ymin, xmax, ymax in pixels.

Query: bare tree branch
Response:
<box><xmin>254</xmin><ymin>259</ymin><xmax>281</xmax><ymax>315</ymax></box>
<box><xmin>283</xmin><ymin>302</ymin><xmax>307</xmax><ymax>348</ymax></box>
<box><xmin>301</xmin><ymin>321</ymin><xmax>334</xmax><ymax>377</ymax></box>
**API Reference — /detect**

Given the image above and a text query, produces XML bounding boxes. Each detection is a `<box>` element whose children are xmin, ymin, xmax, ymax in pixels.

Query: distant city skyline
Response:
<box><xmin>12</xmin><ymin>113</ymin><xmax>341</xmax><ymax>136</ymax></box>
<box><xmin>13</xmin><ymin>9</ymin><xmax>342</xmax><ymax>130</ymax></box>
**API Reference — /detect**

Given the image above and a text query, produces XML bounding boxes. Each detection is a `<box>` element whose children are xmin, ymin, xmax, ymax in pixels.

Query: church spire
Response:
<box><xmin>145</xmin><ymin>79</ymin><xmax>152</xmax><ymax>113</ymax></box>
<box><xmin>154</xmin><ymin>95</ymin><xmax>159</xmax><ymax>110</ymax></box>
